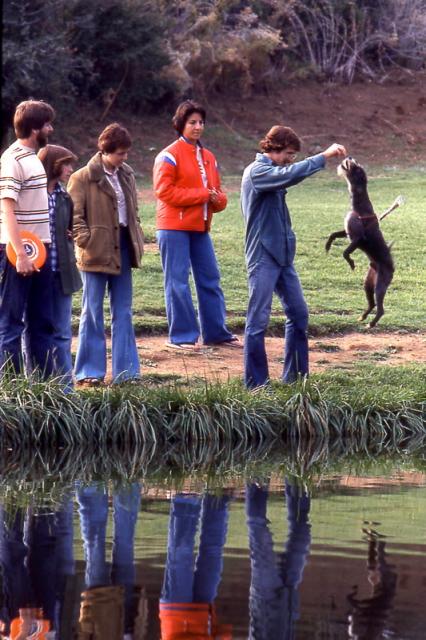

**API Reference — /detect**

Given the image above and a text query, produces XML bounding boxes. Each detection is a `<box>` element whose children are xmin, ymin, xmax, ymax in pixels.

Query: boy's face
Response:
<box><xmin>272</xmin><ymin>147</ymin><xmax>298</xmax><ymax>166</ymax></box>
<box><xmin>59</xmin><ymin>162</ymin><xmax>74</xmax><ymax>184</ymax></box>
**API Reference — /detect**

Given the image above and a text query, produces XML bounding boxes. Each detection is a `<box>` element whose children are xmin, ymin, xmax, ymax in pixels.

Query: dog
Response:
<box><xmin>325</xmin><ymin>157</ymin><xmax>395</xmax><ymax>328</ymax></box>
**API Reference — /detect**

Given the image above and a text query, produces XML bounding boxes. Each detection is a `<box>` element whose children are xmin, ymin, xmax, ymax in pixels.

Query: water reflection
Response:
<box><xmin>160</xmin><ymin>492</ymin><xmax>232</xmax><ymax>639</ymax></box>
<box><xmin>76</xmin><ymin>483</ymin><xmax>143</xmax><ymax>639</ymax></box>
<box><xmin>0</xmin><ymin>471</ymin><xmax>424</xmax><ymax>639</ymax></box>
<box><xmin>347</xmin><ymin>528</ymin><xmax>397</xmax><ymax>639</ymax></box>
<box><xmin>246</xmin><ymin>480</ymin><xmax>311</xmax><ymax>639</ymax></box>
<box><xmin>0</xmin><ymin>498</ymin><xmax>74</xmax><ymax>638</ymax></box>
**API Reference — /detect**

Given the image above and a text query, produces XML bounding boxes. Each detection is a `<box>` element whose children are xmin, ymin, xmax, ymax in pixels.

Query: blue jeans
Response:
<box><xmin>51</xmin><ymin>271</ymin><xmax>73</xmax><ymax>387</ymax></box>
<box><xmin>0</xmin><ymin>246</ymin><xmax>54</xmax><ymax>378</ymax></box>
<box><xmin>77</xmin><ymin>483</ymin><xmax>141</xmax><ymax>589</ymax></box>
<box><xmin>161</xmin><ymin>493</ymin><xmax>230</xmax><ymax>604</ymax></box>
<box><xmin>0</xmin><ymin>503</ymin><xmax>74</xmax><ymax>633</ymax></box>
<box><xmin>74</xmin><ymin>229</ymin><xmax>140</xmax><ymax>382</ymax></box>
<box><xmin>245</xmin><ymin>481</ymin><xmax>311</xmax><ymax>640</ymax></box>
<box><xmin>244</xmin><ymin>249</ymin><xmax>309</xmax><ymax>387</ymax></box>
<box><xmin>157</xmin><ymin>230</ymin><xmax>233</xmax><ymax>344</ymax></box>
<box><xmin>77</xmin><ymin>483</ymin><xmax>141</xmax><ymax>631</ymax></box>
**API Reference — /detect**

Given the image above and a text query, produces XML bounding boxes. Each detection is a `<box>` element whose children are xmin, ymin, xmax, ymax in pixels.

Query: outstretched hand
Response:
<box><xmin>323</xmin><ymin>143</ymin><xmax>347</xmax><ymax>159</ymax></box>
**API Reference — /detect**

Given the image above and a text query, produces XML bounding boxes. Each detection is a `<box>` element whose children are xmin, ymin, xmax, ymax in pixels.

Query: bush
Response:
<box><xmin>68</xmin><ymin>0</ymin><xmax>174</xmax><ymax>110</ymax></box>
<box><xmin>1</xmin><ymin>0</ymin><xmax>77</xmax><ymax>142</ymax></box>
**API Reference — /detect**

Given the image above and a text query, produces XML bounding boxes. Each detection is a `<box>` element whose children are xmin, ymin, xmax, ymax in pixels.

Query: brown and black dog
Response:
<box><xmin>325</xmin><ymin>157</ymin><xmax>394</xmax><ymax>328</ymax></box>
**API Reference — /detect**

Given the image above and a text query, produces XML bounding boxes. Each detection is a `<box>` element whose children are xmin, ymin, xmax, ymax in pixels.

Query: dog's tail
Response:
<box><xmin>379</xmin><ymin>195</ymin><xmax>405</xmax><ymax>221</ymax></box>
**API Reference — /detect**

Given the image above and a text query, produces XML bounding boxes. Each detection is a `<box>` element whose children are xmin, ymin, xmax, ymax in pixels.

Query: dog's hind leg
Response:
<box><xmin>325</xmin><ymin>229</ymin><xmax>347</xmax><ymax>252</ymax></box>
<box><xmin>359</xmin><ymin>264</ymin><xmax>377</xmax><ymax>322</ymax></box>
<box><xmin>367</xmin><ymin>265</ymin><xmax>394</xmax><ymax>328</ymax></box>
<box><xmin>342</xmin><ymin>240</ymin><xmax>360</xmax><ymax>271</ymax></box>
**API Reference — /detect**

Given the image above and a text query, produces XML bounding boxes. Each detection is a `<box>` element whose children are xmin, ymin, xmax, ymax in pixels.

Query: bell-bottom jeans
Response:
<box><xmin>74</xmin><ymin>229</ymin><xmax>140</xmax><ymax>383</ymax></box>
<box><xmin>157</xmin><ymin>230</ymin><xmax>233</xmax><ymax>345</ymax></box>
<box><xmin>244</xmin><ymin>249</ymin><xmax>309</xmax><ymax>388</ymax></box>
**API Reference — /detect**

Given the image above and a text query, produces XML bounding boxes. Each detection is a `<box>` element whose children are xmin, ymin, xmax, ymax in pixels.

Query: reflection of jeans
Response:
<box><xmin>161</xmin><ymin>493</ymin><xmax>230</xmax><ymax>603</ymax></box>
<box><xmin>246</xmin><ymin>481</ymin><xmax>311</xmax><ymax>640</ymax></box>
<box><xmin>51</xmin><ymin>271</ymin><xmax>74</xmax><ymax>388</ymax></box>
<box><xmin>157</xmin><ymin>230</ymin><xmax>233</xmax><ymax>345</ymax></box>
<box><xmin>0</xmin><ymin>247</ymin><xmax>54</xmax><ymax>377</ymax></box>
<box><xmin>0</xmin><ymin>501</ymin><xmax>74</xmax><ymax>634</ymax></box>
<box><xmin>244</xmin><ymin>249</ymin><xmax>309</xmax><ymax>387</ymax></box>
<box><xmin>77</xmin><ymin>483</ymin><xmax>141</xmax><ymax>630</ymax></box>
<box><xmin>74</xmin><ymin>229</ymin><xmax>140</xmax><ymax>382</ymax></box>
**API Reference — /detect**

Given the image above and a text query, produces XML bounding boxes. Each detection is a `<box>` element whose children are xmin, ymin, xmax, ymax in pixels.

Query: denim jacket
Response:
<box><xmin>241</xmin><ymin>153</ymin><xmax>325</xmax><ymax>269</ymax></box>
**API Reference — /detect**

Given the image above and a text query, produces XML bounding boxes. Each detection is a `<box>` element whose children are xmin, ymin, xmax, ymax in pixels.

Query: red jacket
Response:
<box><xmin>153</xmin><ymin>137</ymin><xmax>227</xmax><ymax>232</ymax></box>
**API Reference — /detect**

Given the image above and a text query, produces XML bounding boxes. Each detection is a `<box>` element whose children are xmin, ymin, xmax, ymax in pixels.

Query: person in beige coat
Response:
<box><xmin>68</xmin><ymin>123</ymin><xmax>144</xmax><ymax>385</ymax></box>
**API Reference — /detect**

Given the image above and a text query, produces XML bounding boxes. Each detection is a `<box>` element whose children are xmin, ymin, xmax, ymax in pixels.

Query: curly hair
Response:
<box><xmin>172</xmin><ymin>100</ymin><xmax>206</xmax><ymax>136</ymax></box>
<box><xmin>259</xmin><ymin>126</ymin><xmax>301</xmax><ymax>153</ymax></box>
<box><xmin>98</xmin><ymin>123</ymin><xmax>132</xmax><ymax>153</ymax></box>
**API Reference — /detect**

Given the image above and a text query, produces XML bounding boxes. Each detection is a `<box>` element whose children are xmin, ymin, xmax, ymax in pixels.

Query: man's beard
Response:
<box><xmin>37</xmin><ymin>130</ymin><xmax>48</xmax><ymax>148</ymax></box>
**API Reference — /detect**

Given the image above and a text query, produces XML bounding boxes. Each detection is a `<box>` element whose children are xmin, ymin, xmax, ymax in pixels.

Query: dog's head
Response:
<box><xmin>337</xmin><ymin>157</ymin><xmax>367</xmax><ymax>193</ymax></box>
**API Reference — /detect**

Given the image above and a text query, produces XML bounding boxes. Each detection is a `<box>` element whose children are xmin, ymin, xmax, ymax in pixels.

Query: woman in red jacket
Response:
<box><xmin>153</xmin><ymin>100</ymin><xmax>239</xmax><ymax>350</ymax></box>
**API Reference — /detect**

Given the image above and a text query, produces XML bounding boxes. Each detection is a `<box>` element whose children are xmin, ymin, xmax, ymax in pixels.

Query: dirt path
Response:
<box><xmin>76</xmin><ymin>331</ymin><xmax>426</xmax><ymax>382</ymax></box>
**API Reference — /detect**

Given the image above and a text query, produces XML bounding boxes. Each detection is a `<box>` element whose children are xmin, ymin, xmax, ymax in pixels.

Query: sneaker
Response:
<box><xmin>165</xmin><ymin>342</ymin><xmax>198</xmax><ymax>352</ymax></box>
<box><xmin>207</xmin><ymin>335</ymin><xmax>243</xmax><ymax>348</ymax></box>
<box><xmin>76</xmin><ymin>378</ymin><xmax>105</xmax><ymax>387</ymax></box>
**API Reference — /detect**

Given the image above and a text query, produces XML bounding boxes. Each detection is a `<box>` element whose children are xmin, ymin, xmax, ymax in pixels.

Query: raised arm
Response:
<box><xmin>251</xmin><ymin>154</ymin><xmax>326</xmax><ymax>191</ymax></box>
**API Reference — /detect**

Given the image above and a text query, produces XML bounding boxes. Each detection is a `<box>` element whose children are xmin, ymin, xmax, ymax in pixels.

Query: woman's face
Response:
<box><xmin>182</xmin><ymin>112</ymin><xmax>205</xmax><ymax>144</ymax></box>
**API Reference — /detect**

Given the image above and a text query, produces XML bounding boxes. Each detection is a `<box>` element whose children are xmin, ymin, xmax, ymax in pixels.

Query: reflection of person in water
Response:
<box><xmin>159</xmin><ymin>492</ymin><xmax>233</xmax><ymax>640</ymax></box>
<box><xmin>0</xmin><ymin>499</ymin><xmax>74</xmax><ymax>639</ymax></box>
<box><xmin>76</xmin><ymin>482</ymin><xmax>143</xmax><ymax>640</ymax></box>
<box><xmin>245</xmin><ymin>479</ymin><xmax>311</xmax><ymax>640</ymax></box>
<box><xmin>347</xmin><ymin>530</ymin><xmax>397</xmax><ymax>639</ymax></box>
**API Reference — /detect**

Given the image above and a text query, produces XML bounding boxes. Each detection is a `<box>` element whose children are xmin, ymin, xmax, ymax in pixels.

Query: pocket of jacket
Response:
<box><xmin>81</xmin><ymin>225</ymin><xmax>112</xmax><ymax>265</ymax></box>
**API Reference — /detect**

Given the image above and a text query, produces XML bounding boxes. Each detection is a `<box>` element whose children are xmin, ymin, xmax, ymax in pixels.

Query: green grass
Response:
<box><xmin>71</xmin><ymin>168</ymin><xmax>426</xmax><ymax>335</ymax></box>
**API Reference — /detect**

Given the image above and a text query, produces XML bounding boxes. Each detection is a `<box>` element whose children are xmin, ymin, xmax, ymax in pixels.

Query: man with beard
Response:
<box><xmin>0</xmin><ymin>99</ymin><xmax>56</xmax><ymax>377</ymax></box>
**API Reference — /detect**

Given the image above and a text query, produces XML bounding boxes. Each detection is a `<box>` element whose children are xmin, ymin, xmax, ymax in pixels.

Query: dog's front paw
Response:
<box><xmin>349</xmin><ymin>259</ymin><xmax>356</xmax><ymax>271</ymax></box>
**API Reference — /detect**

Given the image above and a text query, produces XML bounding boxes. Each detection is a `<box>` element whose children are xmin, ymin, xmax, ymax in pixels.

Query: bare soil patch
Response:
<box><xmin>73</xmin><ymin>331</ymin><xmax>426</xmax><ymax>383</ymax></box>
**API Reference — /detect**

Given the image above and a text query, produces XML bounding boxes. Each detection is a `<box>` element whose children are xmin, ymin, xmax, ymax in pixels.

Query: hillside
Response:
<box><xmin>54</xmin><ymin>73</ymin><xmax>426</xmax><ymax>180</ymax></box>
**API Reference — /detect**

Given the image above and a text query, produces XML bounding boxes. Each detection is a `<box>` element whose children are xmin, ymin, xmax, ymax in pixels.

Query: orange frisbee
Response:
<box><xmin>6</xmin><ymin>231</ymin><xmax>47</xmax><ymax>269</ymax></box>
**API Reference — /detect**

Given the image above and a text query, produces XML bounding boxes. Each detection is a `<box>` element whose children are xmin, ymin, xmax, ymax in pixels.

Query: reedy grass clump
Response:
<box><xmin>1</xmin><ymin>366</ymin><xmax>426</xmax><ymax>454</ymax></box>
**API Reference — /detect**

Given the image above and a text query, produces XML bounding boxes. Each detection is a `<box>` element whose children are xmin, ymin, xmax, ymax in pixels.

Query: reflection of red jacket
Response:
<box><xmin>153</xmin><ymin>137</ymin><xmax>227</xmax><ymax>232</ymax></box>
<box><xmin>10</xmin><ymin>614</ymin><xmax>50</xmax><ymax>639</ymax></box>
<box><xmin>159</xmin><ymin>602</ymin><xmax>232</xmax><ymax>640</ymax></box>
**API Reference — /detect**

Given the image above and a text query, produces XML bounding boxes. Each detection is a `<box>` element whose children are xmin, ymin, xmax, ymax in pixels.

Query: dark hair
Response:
<box><xmin>98</xmin><ymin>123</ymin><xmax>132</xmax><ymax>153</ymax></box>
<box><xmin>13</xmin><ymin>100</ymin><xmax>55</xmax><ymax>138</ymax></box>
<box><xmin>259</xmin><ymin>125</ymin><xmax>301</xmax><ymax>153</ymax></box>
<box><xmin>172</xmin><ymin>100</ymin><xmax>206</xmax><ymax>136</ymax></box>
<box><xmin>37</xmin><ymin>144</ymin><xmax>78</xmax><ymax>181</ymax></box>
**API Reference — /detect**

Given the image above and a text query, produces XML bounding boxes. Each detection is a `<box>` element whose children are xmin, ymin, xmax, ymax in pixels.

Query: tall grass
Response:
<box><xmin>1</xmin><ymin>367</ymin><xmax>426</xmax><ymax>455</ymax></box>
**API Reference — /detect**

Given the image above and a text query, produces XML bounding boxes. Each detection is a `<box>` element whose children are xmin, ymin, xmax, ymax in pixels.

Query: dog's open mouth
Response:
<box><xmin>337</xmin><ymin>156</ymin><xmax>359</xmax><ymax>176</ymax></box>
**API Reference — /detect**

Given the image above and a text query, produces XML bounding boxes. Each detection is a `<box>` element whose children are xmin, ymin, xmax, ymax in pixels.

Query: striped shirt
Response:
<box><xmin>0</xmin><ymin>142</ymin><xmax>50</xmax><ymax>243</ymax></box>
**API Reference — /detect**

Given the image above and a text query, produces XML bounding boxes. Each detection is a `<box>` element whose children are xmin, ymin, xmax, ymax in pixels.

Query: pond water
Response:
<box><xmin>0</xmin><ymin>469</ymin><xmax>425</xmax><ymax>639</ymax></box>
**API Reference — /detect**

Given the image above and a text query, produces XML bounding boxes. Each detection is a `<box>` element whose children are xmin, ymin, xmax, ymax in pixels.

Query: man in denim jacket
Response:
<box><xmin>241</xmin><ymin>126</ymin><xmax>346</xmax><ymax>388</ymax></box>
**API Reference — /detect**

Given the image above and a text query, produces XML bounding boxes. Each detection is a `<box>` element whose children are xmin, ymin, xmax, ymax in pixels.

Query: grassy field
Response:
<box><xmin>71</xmin><ymin>167</ymin><xmax>426</xmax><ymax>335</ymax></box>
